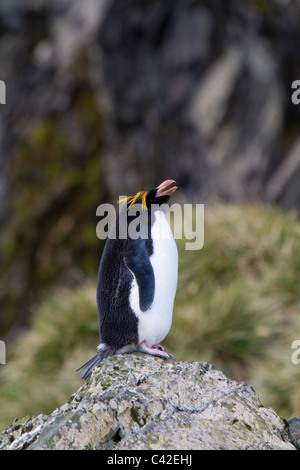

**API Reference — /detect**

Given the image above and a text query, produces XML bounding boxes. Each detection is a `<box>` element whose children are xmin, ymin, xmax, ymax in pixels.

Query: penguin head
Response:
<box><xmin>146</xmin><ymin>179</ymin><xmax>178</xmax><ymax>208</ymax></box>
<box><xmin>119</xmin><ymin>180</ymin><xmax>177</xmax><ymax>211</ymax></box>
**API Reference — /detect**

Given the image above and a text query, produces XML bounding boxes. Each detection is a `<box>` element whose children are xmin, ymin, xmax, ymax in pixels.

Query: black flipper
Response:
<box><xmin>76</xmin><ymin>345</ymin><xmax>114</xmax><ymax>380</ymax></box>
<box><xmin>125</xmin><ymin>239</ymin><xmax>155</xmax><ymax>312</ymax></box>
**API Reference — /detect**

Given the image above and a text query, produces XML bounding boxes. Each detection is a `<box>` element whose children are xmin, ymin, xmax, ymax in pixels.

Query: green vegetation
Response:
<box><xmin>1</xmin><ymin>203</ymin><xmax>300</xmax><ymax>431</ymax></box>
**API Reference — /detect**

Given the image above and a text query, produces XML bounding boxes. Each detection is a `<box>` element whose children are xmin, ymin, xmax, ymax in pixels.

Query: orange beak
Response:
<box><xmin>156</xmin><ymin>179</ymin><xmax>177</xmax><ymax>197</ymax></box>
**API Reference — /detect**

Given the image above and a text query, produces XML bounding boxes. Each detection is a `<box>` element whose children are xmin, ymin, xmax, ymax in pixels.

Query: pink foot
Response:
<box><xmin>138</xmin><ymin>341</ymin><xmax>172</xmax><ymax>359</ymax></box>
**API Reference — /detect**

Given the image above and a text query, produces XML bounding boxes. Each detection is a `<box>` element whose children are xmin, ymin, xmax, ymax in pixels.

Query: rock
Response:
<box><xmin>284</xmin><ymin>417</ymin><xmax>300</xmax><ymax>450</ymax></box>
<box><xmin>0</xmin><ymin>354</ymin><xmax>296</xmax><ymax>450</ymax></box>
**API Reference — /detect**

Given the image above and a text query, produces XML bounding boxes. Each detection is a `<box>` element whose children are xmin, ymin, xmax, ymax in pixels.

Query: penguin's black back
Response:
<box><xmin>97</xmin><ymin>211</ymin><xmax>153</xmax><ymax>350</ymax></box>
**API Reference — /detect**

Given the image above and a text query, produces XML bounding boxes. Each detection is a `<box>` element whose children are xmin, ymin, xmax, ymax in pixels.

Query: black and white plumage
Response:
<box><xmin>77</xmin><ymin>180</ymin><xmax>178</xmax><ymax>379</ymax></box>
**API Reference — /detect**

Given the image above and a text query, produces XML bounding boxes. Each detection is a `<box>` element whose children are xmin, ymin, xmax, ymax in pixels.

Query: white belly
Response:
<box><xmin>129</xmin><ymin>210</ymin><xmax>178</xmax><ymax>347</ymax></box>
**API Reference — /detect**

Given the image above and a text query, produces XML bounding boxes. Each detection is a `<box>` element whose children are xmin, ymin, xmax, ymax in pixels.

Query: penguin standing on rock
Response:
<box><xmin>77</xmin><ymin>179</ymin><xmax>178</xmax><ymax>379</ymax></box>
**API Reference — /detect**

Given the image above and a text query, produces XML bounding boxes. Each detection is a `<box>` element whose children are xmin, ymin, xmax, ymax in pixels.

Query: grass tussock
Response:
<box><xmin>1</xmin><ymin>202</ymin><xmax>300</xmax><ymax>431</ymax></box>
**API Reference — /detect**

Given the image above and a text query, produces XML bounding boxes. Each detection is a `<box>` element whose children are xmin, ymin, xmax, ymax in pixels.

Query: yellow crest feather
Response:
<box><xmin>117</xmin><ymin>191</ymin><xmax>148</xmax><ymax>210</ymax></box>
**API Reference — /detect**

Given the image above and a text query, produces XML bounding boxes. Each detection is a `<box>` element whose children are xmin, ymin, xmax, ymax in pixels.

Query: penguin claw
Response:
<box><xmin>138</xmin><ymin>341</ymin><xmax>173</xmax><ymax>359</ymax></box>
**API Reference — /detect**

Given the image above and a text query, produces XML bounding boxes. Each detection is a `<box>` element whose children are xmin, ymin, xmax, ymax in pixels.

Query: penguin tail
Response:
<box><xmin>76</xmin><ymin>344</ymin><xmax>114</xmax><ymax>380</ymax></box>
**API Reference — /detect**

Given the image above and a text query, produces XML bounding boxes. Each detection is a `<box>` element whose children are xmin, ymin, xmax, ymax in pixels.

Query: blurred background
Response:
<box><xmin>0</xmin><ymin>0</ymin><xmax>300</xmax><ymax>430</ymax></box>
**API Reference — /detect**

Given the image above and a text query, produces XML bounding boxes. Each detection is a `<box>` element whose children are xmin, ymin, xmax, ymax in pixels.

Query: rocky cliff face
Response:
<box><xmin>1</xmin><ymin>0</ymin><xmax>300</xmax><ymax>209</ymax></box>
<box><xmin>0</xmin><ymin>354</ymin><xmax>296</xmax><ymax>450</ymax></box>
<box><xmin>98</xmin><ymin>0</ymin><xmax>300</xmax><ymax>207</ymax></box>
